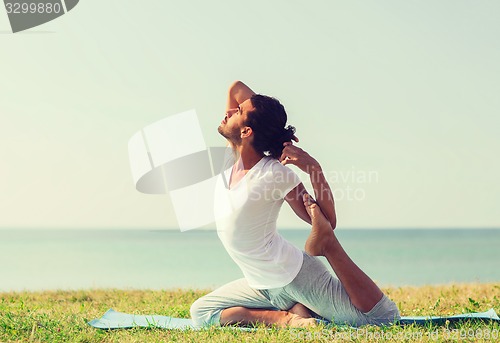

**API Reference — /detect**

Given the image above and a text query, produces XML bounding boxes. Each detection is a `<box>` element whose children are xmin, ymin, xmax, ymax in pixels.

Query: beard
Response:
<box><xmin>218</xmin><ymin>124</ymin><xmax>242</xmax><ymax>145</ymax></box>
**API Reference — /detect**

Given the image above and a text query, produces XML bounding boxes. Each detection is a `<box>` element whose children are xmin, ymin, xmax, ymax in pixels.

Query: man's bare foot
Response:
<box><xmin>304</xmin><ymin>194</ymin><xmax>335</xmax><ymax>256</ymax></box>
<box><xmin>289</xmin><ymin>303</ymin><xmax>312</xmax><ymax>318</ymax></box>
<box><xmin>284</xmin><ymin>312</ymin><xmax>317</xmax><ymax>328</ymax></box>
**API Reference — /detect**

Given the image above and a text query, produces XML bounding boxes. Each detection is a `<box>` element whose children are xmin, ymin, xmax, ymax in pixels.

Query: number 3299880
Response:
<box><xmin>5</xmin><ymin>2</ymin><xmax>62</xmax><ymax>14</ymax></box>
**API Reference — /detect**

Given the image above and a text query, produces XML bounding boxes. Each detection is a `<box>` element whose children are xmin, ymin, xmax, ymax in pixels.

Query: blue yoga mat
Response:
<box><xmin>396</xmin><ymin>308</ymin><xmax>499</xmax><ymax>326</ymax></box>
<box><xmin>88</xmin><ymin>308</ymin><xmax>500</xmax><ymax>330</ymax></box>
<box><xmin>89</xmin><ymin>309</ymin><xmax>195</xmax><ymax>330</ymax></box>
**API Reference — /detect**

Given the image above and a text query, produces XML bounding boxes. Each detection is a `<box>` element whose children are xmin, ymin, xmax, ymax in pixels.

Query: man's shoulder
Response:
<box><xmin>262</xmin><ymin>157</ymin><xmax>295</xmax><ymax>172</ymax></box>
<box><xmin>259</xmin><ymin>156</ymin><xmax>283</xmax><ymax>172</ymax></box>
<box><xmin>258</xmin><ymin>157</ymin><xmax>299</xmax><ymax>181</ymax></box>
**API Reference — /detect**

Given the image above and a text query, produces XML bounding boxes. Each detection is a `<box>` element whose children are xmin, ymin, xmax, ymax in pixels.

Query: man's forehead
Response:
<box><xmin>240</xmin><ymin>99</ymin><xmax>254</xmax><ymax>113</ymax></box>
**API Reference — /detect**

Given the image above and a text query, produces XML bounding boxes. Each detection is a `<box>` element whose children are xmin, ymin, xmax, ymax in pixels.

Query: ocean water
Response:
<box><xmin>0</xmin><ymin>229</ymin><xmax>498</xmax><ymax>292</ymax></box>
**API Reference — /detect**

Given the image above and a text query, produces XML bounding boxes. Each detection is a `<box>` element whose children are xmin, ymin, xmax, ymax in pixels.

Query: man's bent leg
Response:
<box><xmin>190</xmin><ymin>278</ymin><xmax>315</xmax><ymax>328</ymax></box>
<box><xmin>220</xmin><ymin>306</ymin><xmax>316</xmax><ymax>327</ymax></box>
<box><xmin>303</xmin><ymin>194</ymin><xmax>388</xmax><ymax>314</ymax></box>
<box><xmin>190</xmin><ymin>278</ymin><xmax>274</xmax><ymax>327</ymax></box>
<box><xmin>282</xmin><ymin>252</ymin><xmax>400</xmax><ymax>326</ymax></box>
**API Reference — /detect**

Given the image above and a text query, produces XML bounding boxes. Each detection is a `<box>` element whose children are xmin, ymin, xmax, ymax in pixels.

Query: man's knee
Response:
<box><xmin>190</xmin><ymin>297</ymin><xmax>221</xmax><ymax>328</ymax></box>
<box><xmin>189</xmin><ymin>298</ymin><xmax>206</xmax><ymax>327</ymax></box>
<box><xmin>366</xmin><ymin>296</ymin><xmax>401</xmax><ymax>325</ymax></box>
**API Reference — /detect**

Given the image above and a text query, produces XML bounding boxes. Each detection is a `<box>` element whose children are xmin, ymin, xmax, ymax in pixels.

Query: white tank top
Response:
<box><xmin>214</xmin><ymin>156</ymin><xmax>303</xmax><ymax>289</ymax></box>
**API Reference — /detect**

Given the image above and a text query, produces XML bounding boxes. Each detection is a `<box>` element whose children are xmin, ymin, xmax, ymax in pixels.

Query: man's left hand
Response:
<box><xmin>280</xmin><ymin>142</ymin><xmax>321</xmax><ymax>174</ymax></box>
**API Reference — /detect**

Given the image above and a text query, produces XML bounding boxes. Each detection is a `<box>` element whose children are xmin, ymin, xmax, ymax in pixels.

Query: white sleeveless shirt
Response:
<box><xmin>214</xmin><ymin>156</ymin><xmax>303</xmax><ymax>289</ymax></box>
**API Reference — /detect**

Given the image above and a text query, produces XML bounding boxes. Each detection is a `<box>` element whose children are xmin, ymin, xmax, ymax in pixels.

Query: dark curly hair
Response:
<box><xmin>244</xmin><ymin>94</ymin><xmax>296</xmax><ymax>159</ymax></box>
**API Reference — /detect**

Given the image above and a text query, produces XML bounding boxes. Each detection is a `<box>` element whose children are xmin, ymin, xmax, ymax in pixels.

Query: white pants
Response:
<box><xmin>190</xmin><ymin>252</ymin><xmax>400</xmax><ymax>328</ymax></box>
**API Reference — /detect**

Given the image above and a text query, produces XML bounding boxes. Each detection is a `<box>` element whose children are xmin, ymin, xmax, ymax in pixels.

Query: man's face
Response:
<box><xmin>218</xmin><ymin>99</ymin><xmax>254</xmax><ymax>143</ymax></box>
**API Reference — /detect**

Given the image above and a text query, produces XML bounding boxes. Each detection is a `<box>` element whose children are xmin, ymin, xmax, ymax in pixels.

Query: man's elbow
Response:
<box><xmin>328</xmin><ymin>213</ymin><xmax>337</xmax><ymax>229</ymax></box>
<box><xmin>229</xmin><ymin>80</ymin><xmax>243</xmax><ymax>92</ymax></box>
<box><xmin>331</xmin><ymin>218</ymin><xmax>337</xmax><ymax>230</ymax></box>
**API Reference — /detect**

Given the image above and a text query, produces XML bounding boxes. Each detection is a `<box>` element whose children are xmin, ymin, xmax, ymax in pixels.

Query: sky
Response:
<box><xmin>1</xmin><ymin>0</ymin><xmax>499</xmax><ymax>230</ymax></box>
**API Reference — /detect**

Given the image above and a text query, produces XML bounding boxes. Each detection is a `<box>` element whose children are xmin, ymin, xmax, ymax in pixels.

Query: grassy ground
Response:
<box><xmin>0</xmin><ymin>284</ymin><xmax>499</xmax><ymax>342</ymax></box>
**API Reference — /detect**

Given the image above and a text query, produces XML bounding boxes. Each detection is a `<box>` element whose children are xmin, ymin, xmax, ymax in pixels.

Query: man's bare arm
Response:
<box><xmin>285</xmin><ymin>183</ymin><xmax>312</xmax><ymax>225</ymax></box>
<box><xmin>281</xmin><ymin>144</ymin><xmax>337</xmax><ymax>229</ymax></box>
<box><xmin>308</xmin><ymin>168</ymin><xmax>337</xmax><ymax>229</ymax></box>
<box><xmin>226</xmin><ymin>81</ymin><xmax>256</xmax><ymax>111</ymax></box>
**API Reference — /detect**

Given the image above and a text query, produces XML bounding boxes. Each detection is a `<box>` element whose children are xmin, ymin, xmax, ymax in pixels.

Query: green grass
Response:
<box><xmin>1</xmin><ymin>284</ymin><xmax>499</xmax><ymax>342</ymax></box>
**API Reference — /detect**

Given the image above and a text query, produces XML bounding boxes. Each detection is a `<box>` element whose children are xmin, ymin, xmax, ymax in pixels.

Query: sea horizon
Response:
<box><xmin>1</xmin><ymin>228</ymin><xmax>499</xmax><ymax>292</ymax></box>
<box><xmin>1</xmin><ymin>226</ymin><xmax>499</xmax><ymax>231</ymax></box>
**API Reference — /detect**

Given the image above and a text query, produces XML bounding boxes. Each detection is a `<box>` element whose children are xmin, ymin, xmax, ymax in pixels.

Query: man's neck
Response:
<box><xmin>233</xmin><ymin>145</ymin><xmax>264</xmax><ymax>171</ymax></box>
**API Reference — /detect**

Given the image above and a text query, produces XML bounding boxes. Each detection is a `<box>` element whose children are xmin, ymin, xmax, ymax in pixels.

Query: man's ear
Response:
<box><xmin>240</xmin><ymin>126</ymin><xmax>253</xmax><ymax>139</ymax></box>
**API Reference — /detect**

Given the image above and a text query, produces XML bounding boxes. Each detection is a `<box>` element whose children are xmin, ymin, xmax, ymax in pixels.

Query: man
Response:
<box><xmin>190</xmin><ymin>81</ymin><xmax>400</xmax><ymax>328</ymax></box>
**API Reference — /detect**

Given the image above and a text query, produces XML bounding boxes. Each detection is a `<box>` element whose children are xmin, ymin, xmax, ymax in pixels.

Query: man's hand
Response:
<box><xmin>280</xmin><ymin>142</ymin><xmax>321</xmax><ymax>174</ymax></box>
